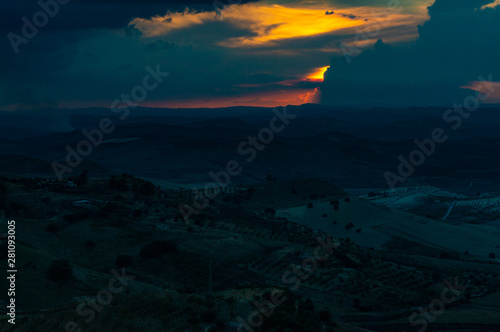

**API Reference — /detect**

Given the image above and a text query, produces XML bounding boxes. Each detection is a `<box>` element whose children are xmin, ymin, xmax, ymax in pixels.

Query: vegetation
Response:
<box><xmin>48</xmin><ymin>259</ymin><xmax>73</xmax><ymax>284</ymax></box>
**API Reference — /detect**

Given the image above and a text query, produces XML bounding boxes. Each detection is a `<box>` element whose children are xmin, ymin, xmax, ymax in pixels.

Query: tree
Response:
<box><xmin>265</xmin><ymin>207</ymin><xmax>276</xmax><ymax>218</ymax></box>
<box><xmin>489</xmin><ymin>252</ymin><xmax>496</xmax><ymax>259</ymax></box>
<box><xmin>75</xmin><ymin>170</ymin><xmax>89</xmax><ymax>187</ymax></box>
<box><xmin>85</xmin><ymin>240</ymin><xmax>96</xmax><ymax>249</ymax></box>
<box><xmin>266</xmin><ymin>173</ymin><xmax>276</xmax><ymax>182</ymax></box>
<box><xmin>318</xmin><ymin>309</ymin><xmax>331</xmax><ymax>322</ymax></box>
<box><xmin>139</xmin><ymin>181</ymin><xmax>155</xmax><ymax>196</ymax></box>
<box><xmin>226</xmin><ymin>296</ymin><xmax>236</xmax><ymax>318</ymax></box>
<box><xmin>299</xmin><ymin>298</ymin><xmax>315</xmax><ymax>312</ymax></box>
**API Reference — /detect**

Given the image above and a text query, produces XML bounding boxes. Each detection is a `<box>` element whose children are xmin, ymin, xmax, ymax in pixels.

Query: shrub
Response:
<box><xmin>46</xmin><ymin>222</ymin><xmax>62</xmax><ymax>233</ymax></box>
<box><xmin>200</xmin><ymin>309</ymin><xmax>217</xmax><ymax>322</ymax></box>
<box><xmin>307</xmin><ymin>203</ymin><xmax>314</xmax><ymax>208</ymax></box>
<box><xmin>85</xmin><ymin>240</ymin><xmax>96</xmax><ymax>249</ymax></box>
<box><xmin>101</xmin><ymin>202</ymin><xmax>120</xmax><ymax>213</ymax></box>
<box><xmin>140</xmin><ymin>241</ymin><xmax>176</xmax><ymax>259</ymax></box>
<box><xmin>48</xmin><ymin>259</ymin><xmax>73</xmax><ymax>284</ymax></box>
<box><xmin>265</xmin><ymin>207</ymin><xmax>276</xmax><ymax>218</ymax></box>
<box><xmin>108</xmin><ymin>175</ymin><xmax>128</xmax><ymax>191</ymax></box>
<box><xmin>489</xmin><ymin>252</ymin><xmax>496</xmax><ymax>259</ymax></box>
<box><xmin>318</xmin><ymin>309</ymin><xmax>331</xmax><ymax>322</ymax></box>
<box><xmin>116</xmin><ymin>255</ymin><xmax>133</xmax><ymax>268</ymax></box>
<box><xmin>138</xmin><ymin>181</ymin><xmax>156</xmax><ymax>196</ymax></box>
<box><xmin>63</xmin><ymin>211</ymin><xmax>90</xmax><ymax>223</ymax></box>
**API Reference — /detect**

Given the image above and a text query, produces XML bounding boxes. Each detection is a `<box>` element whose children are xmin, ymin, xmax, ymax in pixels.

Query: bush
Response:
<box><xmin>85</xmin><ymin>240</ymin><xmax>96</xmax><ymax>249</ymax></box>
<box><xmin>138</xmin><ymin>181</ymin><xmax>156</xmax><ymax>196</ymax></box>
<box><xmin>344</xmin><ymin>197</ymin><xmax>350</xmax><ymax>202</ymax></box>
<box><xmin>46</xmin><ymin>222</ymin><xmax>63</xmax><ymax>233</ymax></box>
<box><xmin>200</xmin><ymin>309</ymin><xmax>217</xmax><ymax>322</ymax></box>
<box><xmin>48</xmin><ymin>259</ymin><xmax>73</xmax><ymax>284</ymax></box>
<box><xmin>63</xmin><ymin>211</ymin><xmax>90</xmax><ymax>223</ymax></box>
<box><xmin>307</xmin><ymin>203</ymin><xmax>314</xmax><ymax>208</ymax></box>
<box><xmin>140</xmin><ymin>241</ymin><xmax>176</xmax><ymax>259</ymax></box>
<box><xmin>265</xmin><ymin>207</ymin><xmax>276</xmax><ymax>217</ymax></box>
<box><xmin>115</xmin><ymin>255</ymin><xmax>133</xmax><ymax>268</ymax></box>
<box><xmin>489</xmin><ymin>252</ymin><xmax>496</xmax><ymax>259</ymax></box>
<box><xmin>101</xmin><ymin>202</ymin><xmax>120</xmax><ymax>213</ymax></box>
<box><xmin>318</xmin><ymin>309</ymin><xmax>331</xmax><ymax>322</ymax></box>
<box><xmin>345</xmin><ymin>222</ymin><xmax>354</xmax><ymax>230</ymax></box>
<box><xmin>108</xmin><ymin>175</ymin><xmax>128</xmax><ymax>191</ymax></box>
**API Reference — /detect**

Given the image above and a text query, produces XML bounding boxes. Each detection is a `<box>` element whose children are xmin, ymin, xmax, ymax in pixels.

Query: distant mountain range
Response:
<box><xmin>0</xmin><ymin>104</ymin><xmax>499</xmax><ymax>193</ymax></box>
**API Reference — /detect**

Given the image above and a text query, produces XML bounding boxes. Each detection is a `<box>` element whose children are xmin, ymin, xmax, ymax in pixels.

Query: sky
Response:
<box><xmin>1</xmin><ymin>0</ymin><xmax>500</xmax><ymax>110</ymax></box>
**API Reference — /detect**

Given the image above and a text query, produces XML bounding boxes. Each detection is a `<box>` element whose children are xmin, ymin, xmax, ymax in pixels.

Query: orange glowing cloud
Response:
<box><xmin>217</xmin><ymin>4</ymin><xmax>364</xmax><ymax>47</ymax></box>
<box><xmin>462</xmin><ymin>80</ymin><xmax>500</xmax><ymax>103</ymax></box>
<box><xmin>481</xmin><ymin>0</ymin><xmax>500</xmax><ymax>9</ymax></box>
<box><xmin>307</xmin><ymin>66</ymin><xmax>329</xmax><ymax>81</ymax></box>
<box><xmin>130</xmin><ymin>3</ymin><xmax>422</xmax><ymax>48</ymax></box>
<box><xmin>130</xmin><ymin>9</ymin><xmax>214</xmax><ymax>36</ymax></box>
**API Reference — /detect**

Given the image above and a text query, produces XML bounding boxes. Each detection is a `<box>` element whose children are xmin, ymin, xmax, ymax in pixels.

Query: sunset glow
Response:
<box><xmin>307</xmin><ymin>66</ymin><xmax>330</xmax><ymax>81</ymax></box>
<box><xmin>130</xmin><ymin>2</ymin><xmax>425</xmax><ymax>48</ymax></box>
<box><xmin>146</xmin><ymin>87</ymin><xmax>320</xmax><ymax>108</ymax></box>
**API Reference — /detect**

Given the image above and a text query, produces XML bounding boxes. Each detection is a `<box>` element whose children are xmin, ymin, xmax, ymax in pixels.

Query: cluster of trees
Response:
<box><xmin>254</xmin><ymin>292</ymin><xmax>335</xmax><ymax>332</ymax></box>
<box><xmin>345</xmin><ymin>222</ymin><xmax>355</xmax><ymax>230</ymax></box>
<box><xmin>108</xmin><ymin>173</ymin><xmax>156</xmax><ymax>196</ymax></box>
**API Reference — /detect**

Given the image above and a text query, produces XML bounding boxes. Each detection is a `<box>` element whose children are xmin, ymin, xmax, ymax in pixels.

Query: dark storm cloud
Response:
<box><xmin>0</xmin><ymin>0</ymin><xmax>260</xmax><ymax>108</ymax></box>
<box><xmin>321</xmin><ymin>0</ymin><xmax>500</xmax><ymax>106</ymax></box>
<box><xmin>0</xmin><ymin>0</ymin><xmax>259</xmax><ymax>31</ymax></box>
